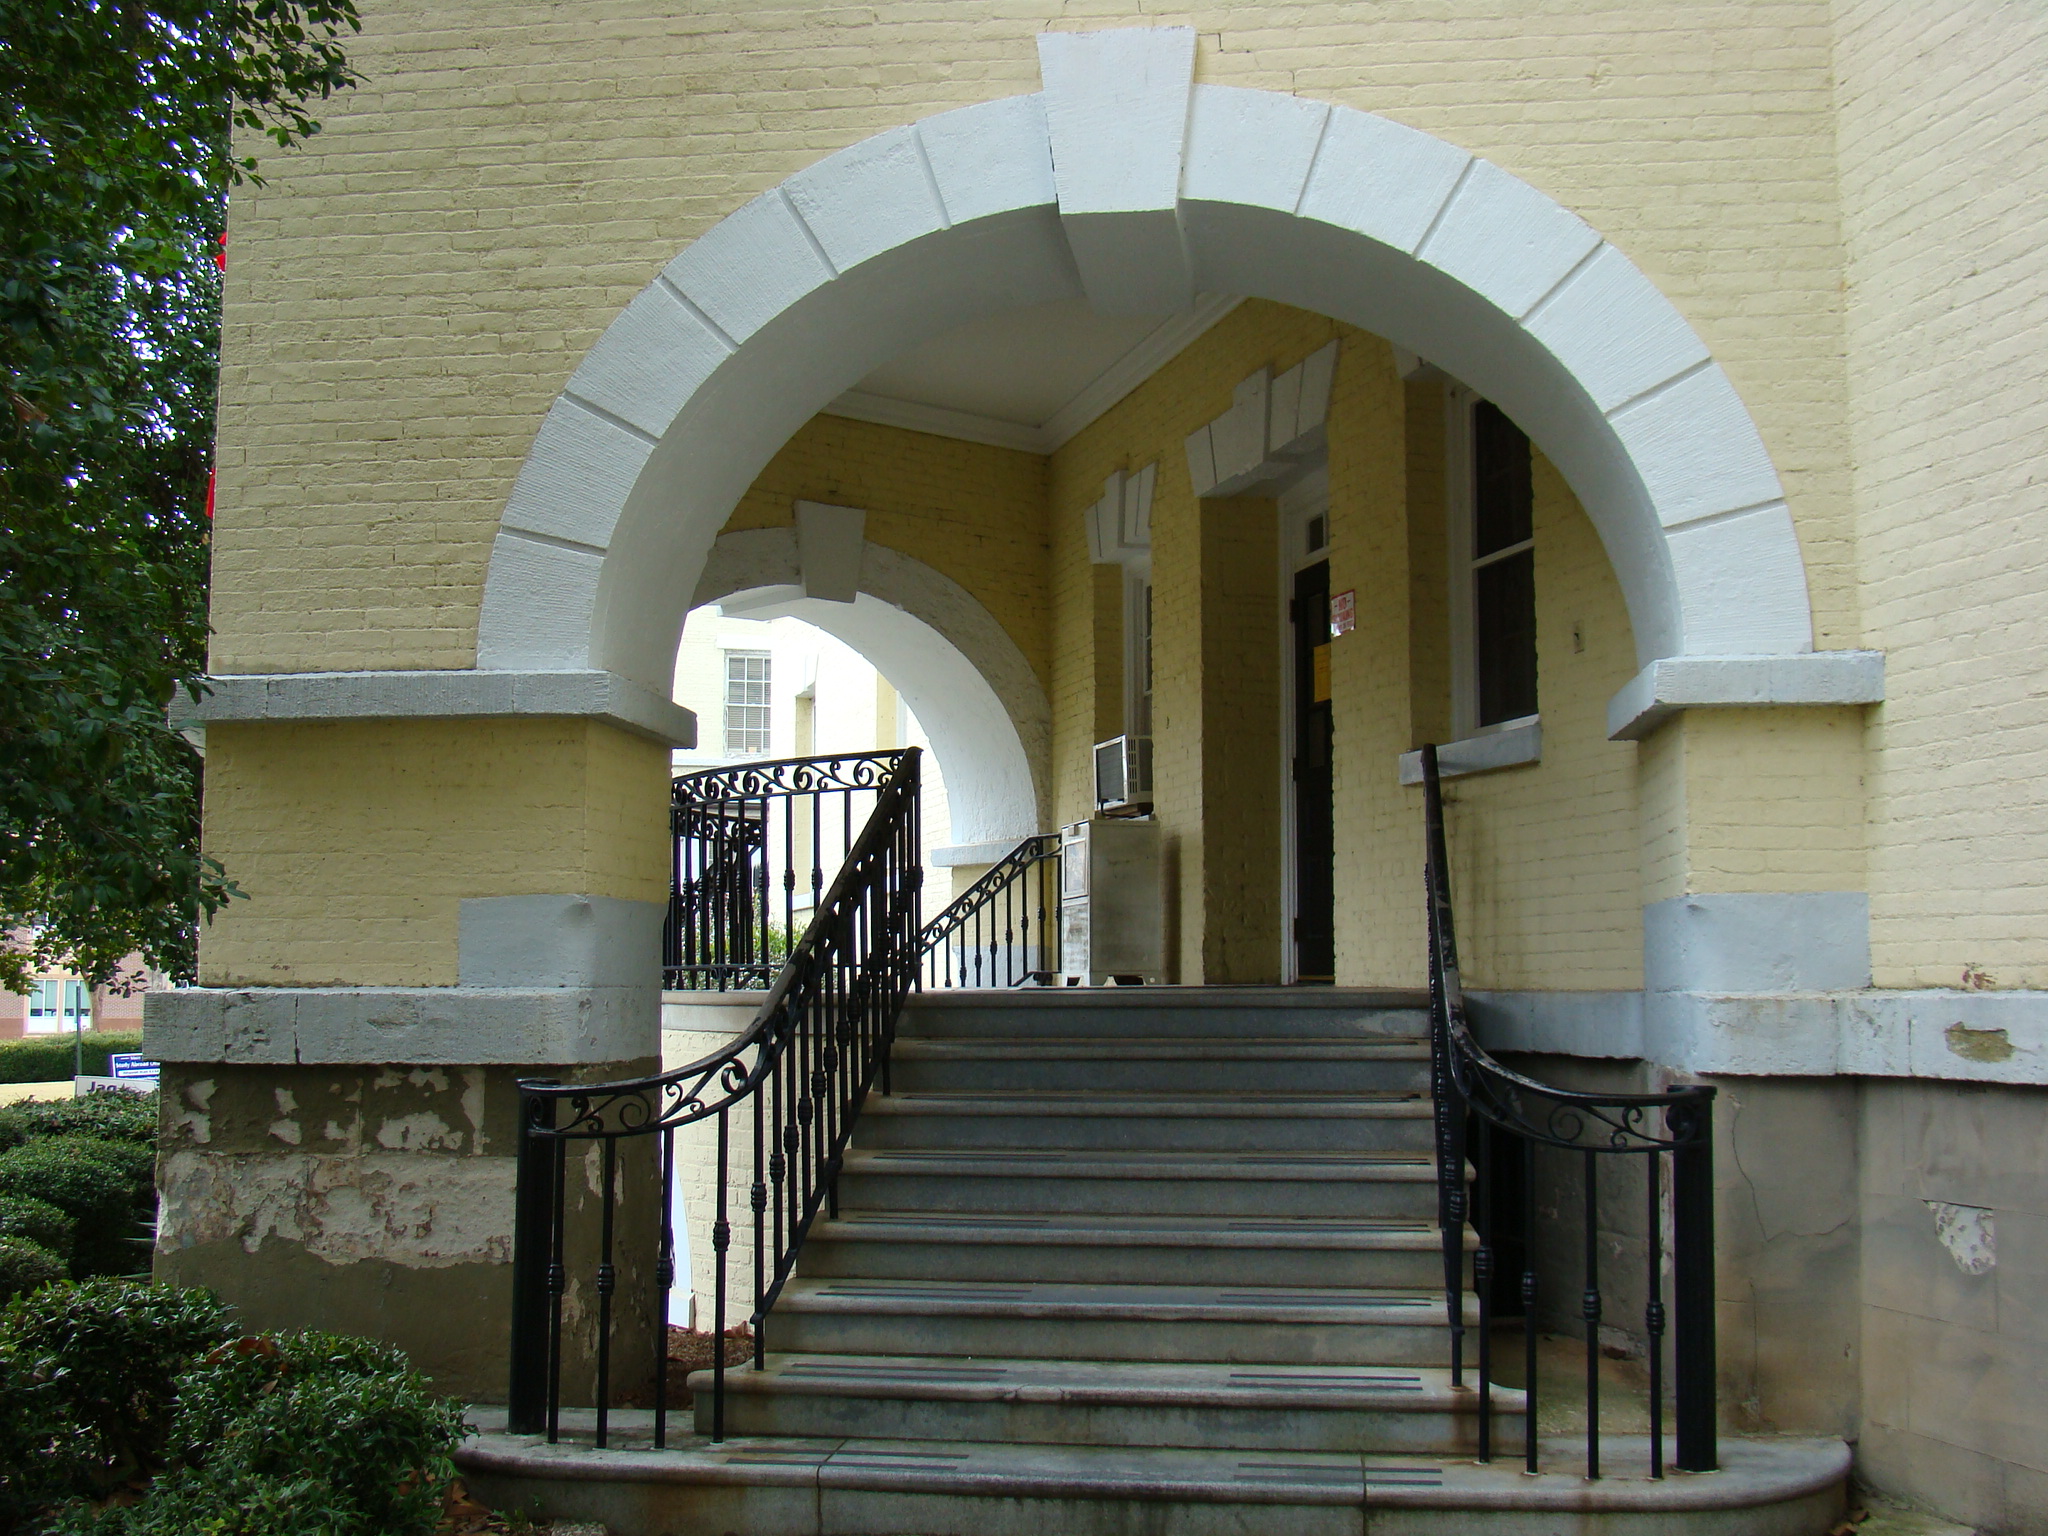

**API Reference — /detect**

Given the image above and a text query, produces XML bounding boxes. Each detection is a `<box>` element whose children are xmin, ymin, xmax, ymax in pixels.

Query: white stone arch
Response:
<box><xmin>478</xmin><ymin>28</ymin><xmax>1868</xmax><ymax>730</ymax></box>
<box><xmin>691</xmin><ymin>528</ymin><xmax>1048</xmax><ymax>846</ymax></box>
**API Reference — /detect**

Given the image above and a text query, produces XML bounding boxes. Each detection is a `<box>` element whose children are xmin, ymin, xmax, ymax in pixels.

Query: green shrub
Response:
<box><xmin>0</xmin><ymin>1197</ymin><xmax>72</xmax><ymax>1264</ymax></box>
<box><xmin>0</xmin><ymin>1034</ymin><xmax>143</xmax><ymax>1088</ymax></box>
<box><xmin>0</xmin><ymin>1238</ymin><xmax>64</xmax><ymax>1306</ymax></box>
<box><xmin>0</xmin><ymin>1140</ymin><xmax>153</xmax><ymax>1278</ymax></box>
<box><xmin>14</xmin><ymin>1312</ymin><xmax>466</xmax><ymax>1536</ymax></box>
<box><xmin>0</xmin><ymin>1279</ymin><xmax>237</xmax><ymax>1518</ymax></box>
<box><xmin>0</xmin><ymin>1092</ymin><xmax>158</xmax><ymax>1154</ymax></box>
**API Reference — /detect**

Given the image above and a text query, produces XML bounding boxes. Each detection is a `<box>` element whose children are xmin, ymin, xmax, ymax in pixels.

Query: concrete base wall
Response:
<box><xmin>155</xmin><ymin>1059</ymin><xmax>661</xmax><ymax>1404</ymax></box>
<box><xmin>1495</xmin><ymin>1058</ymin><xmax>2048</xmax><ymax>1533</ymax></box>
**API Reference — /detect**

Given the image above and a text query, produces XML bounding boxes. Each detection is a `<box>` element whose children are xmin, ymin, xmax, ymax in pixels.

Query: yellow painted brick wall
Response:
<box><xmin>722</xmin><ymin>414</ymin><xmax>1051</xmax><ymax>691</ymax></box>
<box><xmin>199</xmin><ymin>719</ymin><xmax>670</xmax><ymax>987</ymax></box>
<box><xmin>1325</xmin><ymin>336</ymin><xmax>1422</xmax><ymax>988</ymax></box>
<box><xmin>1835</xmin><ymin>0</ymin><xmax>2048</xmax><ymax>989</ymax></box>
<box><xmin>208</xmin><ymin>0</ymin><xmax>1856</xmax><ymax>688</ymax></box>
<box><xmin>1634</xmin><ymin>707</ymin><xmax>1866</xmax><ymax>902</ymax></box>
<box><xmin>1198</xmin><ymin>495</ymin><xmax>1282</xmax><ymax>985</ymax></box>
<box><xmin>1433</xmin><ymin>455</ymin><xmax>1644</xmax><ymax>991</ymax></box>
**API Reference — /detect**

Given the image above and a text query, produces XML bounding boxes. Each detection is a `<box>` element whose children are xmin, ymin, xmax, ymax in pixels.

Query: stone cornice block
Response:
<box><xmin>179</xmin><ymin>670</ymin><xmax>697</xmax><ymax>748</ymax></box>
<box><xmin>1606</xmin><ymin>652</ymin><xmax>1885</xmax><ymax>740</ymax></box>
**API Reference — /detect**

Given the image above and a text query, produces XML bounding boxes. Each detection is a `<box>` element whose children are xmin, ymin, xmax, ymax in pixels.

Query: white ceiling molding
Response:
<box><xmin>823</xmin><ymin>293</ymin><xmax>1242</xmax><ymax>456</ymax></box>
<box><xmin>1185</xmin><ymin>340</ymin><xmax>1339</xmax><ymax>498</ymax></box>
<box><xmin>1085</xmin><ymin>463</ymin><xmax>1157</xmax><ymax>566</ymax></box>
<box><xmin>823</xmin><ymin>391</ymin><xmax>1049</xmax><ymax>454</ymax></box>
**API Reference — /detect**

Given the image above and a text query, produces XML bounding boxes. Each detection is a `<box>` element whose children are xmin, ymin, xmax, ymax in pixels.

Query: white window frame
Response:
<box><xmin>1122</xmin><ymin>563</ymin><xmax>1153</xmax><ymax>743</ymax></box>
<box><xmin>26</xmin><ymin>978</ymin><xmax>89</xmax><ymax>1036</ymax></box>
<box><xmin>721</xmin><ymin>649</ymin><xmax>773</xmax><ymax>757</ymax></box>
<box><xmin>1445</xmin><ymin>385</ymin><xmax>1538</xmax><ymax>742</ymax></box>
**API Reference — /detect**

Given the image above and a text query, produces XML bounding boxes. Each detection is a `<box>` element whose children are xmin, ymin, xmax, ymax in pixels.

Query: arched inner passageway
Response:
<box><xmin>689</xmin><ymin>527</ymin><xmax>1048</xmax><ymax>852</ymax></box>
<box><xmin>478</xmin><ymin>26</ymin><xmax>1844</xmax><ymax>712</ymax></box>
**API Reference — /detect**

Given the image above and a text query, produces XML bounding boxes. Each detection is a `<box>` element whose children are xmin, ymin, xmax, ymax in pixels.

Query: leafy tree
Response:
<box><xmin>0</xmin><ymin>1</ymin><xmax>361</xmax><ymax>990</ymax></box>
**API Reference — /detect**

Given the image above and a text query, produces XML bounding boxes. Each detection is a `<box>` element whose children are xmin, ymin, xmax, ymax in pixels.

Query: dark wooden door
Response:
<box><xmin>1292</xmin><ymin>559</ymin><xmax>1335</xmax><ymax>983</ymax></box>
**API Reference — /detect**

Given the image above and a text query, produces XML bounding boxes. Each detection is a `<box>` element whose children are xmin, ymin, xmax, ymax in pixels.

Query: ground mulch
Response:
<box><xmin>661</xmin><ymin>1322</ymin><xmax>756</xmax><ymax>1407</ymax></box>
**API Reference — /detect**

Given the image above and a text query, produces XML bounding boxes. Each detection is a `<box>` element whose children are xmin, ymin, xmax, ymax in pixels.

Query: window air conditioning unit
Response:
<box><xmin>1094</xmin><ymin>735</ymin><xmax>1152</xmax><ymax>812</ymax></box>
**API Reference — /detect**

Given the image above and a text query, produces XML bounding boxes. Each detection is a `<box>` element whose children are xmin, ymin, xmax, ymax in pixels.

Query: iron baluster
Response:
<box><xmin>1647</xmin><ymin>1144</ymin><xmax>1666</xmax><ymax>1479</ymax></box>
<box><xmin>1475</xmin><ymin>1114</ymin><xmax>1494</xmax><ymax>1462</ymax></box>
<box><xmin>654</xmin><ymin>1126</ymin><xmax>674</xmax><ymax>1450</ymax></box>
<box><xmin>1583</xmin><ymin>1147</ymin><xmax>1600</xmax><ymax>1480</ymax></box>
<box><xmin>1670</xmin><ymin>1087</ymin><xmax>1717</xmax><ymax>1473</ymax></box>
<box><xmin>712</xmin><ymin>1108</ymin><xmax>730</xmax><ymax>1442</ymax></box>
<box><xmin>594</xmin><ymin>1136</ymin><xmax>618</xmax><ymax>1449</ymax></box>
<box><xmin>1420</xmin><ymin>746</ymin><xmax>1719</xmax><ymax>1482</ymax></box>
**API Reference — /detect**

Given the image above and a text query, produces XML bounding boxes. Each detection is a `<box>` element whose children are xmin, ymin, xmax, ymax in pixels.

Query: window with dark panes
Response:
<box><xmin>1470</xmin><ymin>401</ymin><xmax>1537</xmax><ymax>727</ymax></box>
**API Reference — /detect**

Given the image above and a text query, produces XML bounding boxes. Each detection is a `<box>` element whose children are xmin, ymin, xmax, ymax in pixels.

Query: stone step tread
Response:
<box><xmin>689</xmin><ymin>1354</ymin><xmax>1522</xmax><ymax>1414</ymax></box>
<box><xmin>892</xmin><ymin>1037</ymin><xmax>1429</xmax><ymax>1060</ymax></box>
<box><xmin>841</xmin><ymin>1148</ymin><xmax>1438</xmax><ymax>1181</ymax></box>
<box><xmin>461</xmin><ymin>1423</ymin><xmax>1848</xmax><ymax>1513</ymax></box>
<box><xmin>809</xmin><ymin>1211</ymin><xmax>1457</xmax><ymax>1251</ymax></box>
<box><xmin>775</xmin><ymin>1276</ymin><xmax>1468</xmax><ymax>1324</ymax></box>
<box><xmin>864</xmin><ymin>1091</ymin><xmax>1427</xmax><ymax>1118</ymax></box>
<box><xmin>903</xmin><ymin>987</ymin><xmax>1430</xmax><ymax>1011</ymax></box>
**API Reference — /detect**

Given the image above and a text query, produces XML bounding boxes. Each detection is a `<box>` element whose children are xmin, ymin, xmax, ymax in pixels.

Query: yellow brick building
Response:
<box><xmin>146</xmin><ymin>7</ymin><xmax>2048</xmax><ymax>1532</ymax></box>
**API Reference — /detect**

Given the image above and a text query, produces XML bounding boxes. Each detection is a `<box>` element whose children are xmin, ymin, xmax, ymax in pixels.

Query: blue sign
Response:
<box><xmin>108</xmin><ymin>1053</ymin><xmax>159</xmax><ymax>1083</ymax></box>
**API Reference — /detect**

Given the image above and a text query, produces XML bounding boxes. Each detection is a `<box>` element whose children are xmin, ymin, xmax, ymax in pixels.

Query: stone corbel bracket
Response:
<box><xmin>1085</xmin><ymin>464</ymin><xmax>1157</xmax><ymax>567</ymax></box>
<box><xmin>174</xmin><ymin>669</ymin><xmax>697</xmax><ymax>749</ymax></box>
<box><xmin>1184</xmin><ymin>341</ymin><xmax>1339</xmax><ymax>499</ymax></box>
<box><xmin>1606</xmin><ymin>652</ymin><xmax>1885</xmax><ymax>741</ymax></box>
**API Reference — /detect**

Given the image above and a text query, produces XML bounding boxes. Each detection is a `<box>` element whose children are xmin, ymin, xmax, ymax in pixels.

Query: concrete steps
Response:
<box><xmin>765</xmin><ymin>1276</ymin><xmax>1468</xmax><ymax>1365</ymax></box>
<box><xmin>888</xmin><ymin>1036</ymin><xmax>1432</xmax><ymax>1093</ymax></box>
<box><xmin>696</xmin><ymin>1355</ymin><xmax>1509</xmax><ymax>1455</ymax></box>
<box><xmin>460</xmin><ymin>1415</ymin><xmax>1851</xmax><ymax>1536</ymax></box>
<box><xmin>460</xmin><ymin>988</ymin><xmax>1847</xmax><ymax>1534</ymax></box>
<box><xmin>798</xmin><ymin>1211</ymin><xmax>1459</xmax><ymax>1288</ymax></box>
<box><xmin>836</xmin><ymin>1146</ymin><xmax>1440</xmax><ymax>1217</ymax></box>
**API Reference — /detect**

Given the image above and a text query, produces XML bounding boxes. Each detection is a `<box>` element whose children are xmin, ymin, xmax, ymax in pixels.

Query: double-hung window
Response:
<box><xmin>722</xmin><ymin>650</ymin><xmax>772</xmax><ymax>756</ymax></box>
<box><xmin>1449</xmin><ymin>391</ymin><xmax>1538</xmax><ymax>734</ymax></box>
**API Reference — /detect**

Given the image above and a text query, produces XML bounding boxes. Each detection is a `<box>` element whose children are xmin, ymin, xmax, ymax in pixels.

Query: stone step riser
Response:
<box><xmin>763</xmin><ymin>1310</ymin><xmax>1456</xmax><ymax>1366</ymax></box>
<box><xmin>898</xmin><ymin>1007</ymin><xmax>1431</xmax><ymax>1041</ymax></box>
<box><xmin>694</xmin><ymin>1385</ymin><xmax>1525</xmax><ymax>1456</ymax></box>
<box><xmin>835</xmin><ymin>1171</ymin><xmax>1441</xmax><ymax>1220</ymax></box>
<box><xmin>857</xmin><ymin>1112</ymin><xmax>1435</xmax><ymax>1154</ymax></box>
<box><xmin>889</xmin><ymin>1060</ymin><xmax>1433</xmax><ymax>1094</ymax></box>
<box><xmin>800</xmin><ymin>1238</ymin><xmax>1449</xmax><ymax>1290</ymax></box>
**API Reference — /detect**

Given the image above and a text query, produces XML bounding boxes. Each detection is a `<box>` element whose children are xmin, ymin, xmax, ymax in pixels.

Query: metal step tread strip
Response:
<box><xmin>688</xmin><ymin>1354</ymin><xmax>1521</xmax><ymax>1413</ymax></box>
<box><xmin>775</xmin><ymin>1276</ymin><xmax>1476</xmax><ymax>1324</ymax></box>
<box><xmin>809</xmin><ymin>1211</ymin><xmax>1461</xmax><ymax>1250</ymax></box>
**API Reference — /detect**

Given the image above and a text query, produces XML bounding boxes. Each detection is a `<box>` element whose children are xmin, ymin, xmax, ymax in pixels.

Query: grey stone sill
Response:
<box><xmin>1397</xmin><ymin>718</ymin><xmax>1541</xmax><ymax>786</ymax></box>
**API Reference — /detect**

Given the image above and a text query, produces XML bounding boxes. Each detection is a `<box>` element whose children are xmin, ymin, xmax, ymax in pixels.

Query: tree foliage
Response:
<box><xmin>0</xmin><ymin>1</ymin><xmax>360</xmax><ymax>988</ymax></box>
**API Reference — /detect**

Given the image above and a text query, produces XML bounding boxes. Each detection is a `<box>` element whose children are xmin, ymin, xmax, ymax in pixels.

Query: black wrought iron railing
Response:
<box><xmin>664</xmin><ymin>751</ymin><xmax>908</xmax><ymax>990</ymax></box>
<box><xmin>507</xmin><ymin>749</ymin><xmax>921</xmax><ymax>1446</ymax></box>
<box><xmin>920</xmin><ymin>833</ymin><xmax>1061</xmax><ymax>988</ymax></box>
<box><xmin>1421</xmin><ymin>743</ymin><xmax>1716</xmax><ymax>1478</ymax></box>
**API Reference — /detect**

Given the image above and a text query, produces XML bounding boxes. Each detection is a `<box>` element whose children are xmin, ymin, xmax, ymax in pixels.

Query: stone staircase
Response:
<box><xmin>716</xmin><ymin>987</ymin><xmax>1504</xmax><ymax>1465</ymax></box>
<box><xmin>460</xmin><ymin>988</ymin><xmax>1849</xmax><ymax>1535</ymax></box>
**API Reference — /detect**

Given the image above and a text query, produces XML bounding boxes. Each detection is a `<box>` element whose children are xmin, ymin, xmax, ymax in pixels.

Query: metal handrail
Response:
<box><xmin>507</xmin><ymin>749</ymin><xmax>921</xmax><ymax>1447</ymax></box>
<box><xmin>920</xmin><ymin>832</ymin><xmax>1060</xmax><ymax>988</ymax></box>
<box><xmin>664</xmin><ymin>750</ymin><xmax>909</xmax><ymax>990</ymax></box>
<box><xmin>1421</xmin><ymin>743</ymin><xmax>1716</xmax><ymax>1478</ymax></box>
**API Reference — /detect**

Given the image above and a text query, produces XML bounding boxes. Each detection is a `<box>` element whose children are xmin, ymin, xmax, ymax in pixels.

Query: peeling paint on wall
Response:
<box><xmin>1926</xmin><ymin>1200</ymin><xmax>1996</xmax><ymax>1275</ymax></box>
<box><xmin>1943</xmin><ymin>1022</ymin><xmax>2014</xmax><ymax>1063</ymax></box>
<box><xmin>158</xmin><ymin>1150</ymin><xmax>515</xmax><ymax>1268</ymax></box>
